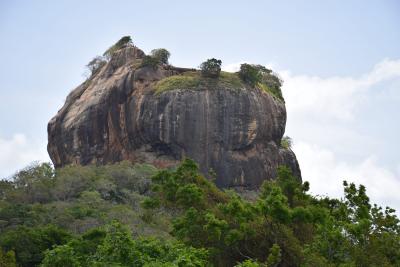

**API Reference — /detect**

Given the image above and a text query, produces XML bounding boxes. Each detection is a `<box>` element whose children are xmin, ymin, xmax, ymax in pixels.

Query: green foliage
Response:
<box><xmin>238</xmin><ymin>64</ymin><xmax>284</xmax><ymax>102</ymax></box>
<box><xmin>41</xmin><ymin>245</ymin><xmax>81</xmax><ymax>267</ymax></box>
<box><xmin>234</xmin><ymin>244</ymin><xmax>281</xmax><ymax>267</ymax></box>
<box><xmin>0</xmin><ymin>225</ymin><xmax>71</xmax><ymax>267</ymax></box>
<box><xmin>0</xmin><ymin>161</ymin><xmax>173</xmax><ymax>266</ymax></box>
<box><xmin>235</xmin><ymin>259</ymin><xmax>262</xmax><ymax>267</ymax></box>
<box><xmin>153</xmin><ymin>72</ymin><xmax>200</xmax><ymax>94</ymax></box>
<box><xmin>153</xmin><ymin>71</ymin><xmax>244</xmax><ymax>94</ymax></box>
<box><xmin>266</xmin><ymin>244</ymin><xmax>281</xmax><ymax>267</ymax></box>
<box><xmin>0</xmin><ymin>249</ymin><xmax>17</xmax><ymax>267</ymax></box>
<box><xmin>147</xmin><ymin>159</ymin><xmax>400</xmax><ymax>267</ymax></box>
<box><xmin>280</xmin><ymin>136</ymin><xmax>292</xmax><ymax>149</ymax></box>
<box><xmin>41</xmin><ymin>221</ymin><xmax>209</xmax><ymax>267</ymax></box>
<box><xmin>140</xmin><ymin>55</ymin><xmax>160</xmax><ymax>69</ymax></box>
<box><xmin>1</xmin><ymin>159</ymin><xmax>400</xmax><ymax>267</ymax></box>
<box><xmin>260</xmin><ymin>71</ymin><xmax>283</xmax><ymax>101</ymax></box>
<box><xmin>94</xmin><ymin>221</ymin><xmax>138</xmax><ymax>265</ymax></box>
<box><xmin>200</xmin><ymin>58</ymin><xmax>222</xmax><ymax>78</ymax></box>
<box><xmin>103</xmin><ymin>36</ymin><xmax>133</xmax><ymax>59</ymax></box>
<box><xmin>238</xmin><ymin>64</ymin><xmax>263</xmax><ymax>87</ymax></box>
<box><xmin>151</xmin><ymin>48</ymin><xmax>171</xmax><ymax>64</ymax></box>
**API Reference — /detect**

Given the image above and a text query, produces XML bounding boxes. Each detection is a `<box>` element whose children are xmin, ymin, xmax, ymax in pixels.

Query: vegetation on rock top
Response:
<box><xmin>103</xmin><ymin>36</ymin><xmax>133</xmax><ymax>60</ymax></box>
<box><xmin>153</xmin><ymin>71</ymin><xmax>245</xmax><ymax>94</ymax></box>
<box><xmin>83</xmin><ymin>36</ymin><xmax>285</xmax><ymax>102</ymax></box>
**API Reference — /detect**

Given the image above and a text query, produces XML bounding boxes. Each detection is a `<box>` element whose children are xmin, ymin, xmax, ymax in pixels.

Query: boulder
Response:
<box><xmin>48</xmin><ymin>44</ymin><xmax>301</xmax><ymax>188</ymax></box>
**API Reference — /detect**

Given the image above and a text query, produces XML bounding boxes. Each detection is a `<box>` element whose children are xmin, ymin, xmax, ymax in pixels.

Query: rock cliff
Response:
<box><xmin>48</xmin><ymin>43</ymin><xmax>301</xmax><ymax>188</ymax></box>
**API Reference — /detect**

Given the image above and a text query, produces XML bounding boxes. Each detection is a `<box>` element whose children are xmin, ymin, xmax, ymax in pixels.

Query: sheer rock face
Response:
<box><xmin>48</xmin><ymin>45</ymin><xmax>301</xmax><ymax>188</ymax></box>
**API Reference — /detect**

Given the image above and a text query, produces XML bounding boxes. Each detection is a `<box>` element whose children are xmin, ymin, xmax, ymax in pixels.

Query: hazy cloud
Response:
<box><xmin>294</xmin><ymin>141</ymin><xmax>400</xmax><ymax>211</ymax></box>
<box><xmin>282</xmin><ymin>58</ymin><xmax>400</xmax><ymax>120</ymax></box>
<box><xmin>0</xmin><ymin>134</ymin><xmax>49</xmax><ymax>178</ymax></box>
<box><xmin>281</xmin><ymin>59</ymin><xmax>400</xmax><ymax>212</ymax></box>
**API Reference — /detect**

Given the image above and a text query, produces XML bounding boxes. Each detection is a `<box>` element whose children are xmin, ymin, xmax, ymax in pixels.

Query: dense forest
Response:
<box><xmin>0</xmin><ymin>159</ymin><xmax>399</xmax><ymax>266</ymax></box>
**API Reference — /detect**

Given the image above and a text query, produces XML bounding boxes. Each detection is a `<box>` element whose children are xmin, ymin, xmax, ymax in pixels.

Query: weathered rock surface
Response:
<box><xmin>48</xmin><ymin>44</ymin><xmax>301</xmax><ymax>188</ymax></box>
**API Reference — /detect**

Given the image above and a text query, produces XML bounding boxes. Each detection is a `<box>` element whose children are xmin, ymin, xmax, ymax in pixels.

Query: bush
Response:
<box><xmin>41</xmin><ymin>221</ymin><xmax>209</xmax><ymax>266</ymax></box>
<box><xmin>239</xmin><ymin>63</ymin><xmax>284</xmax><ymax>101</ymax></box>
<box><xmin>0</xmin><ymin>225</ymin><xmax>71</xmax><ymax>267</ymax></box>
<box><xmin>0</xmin><ymin>250</ymin><xmax>17</xmax><ymax>267</ymax></box>
<box><xmin>281</xmin><ymin>136</ymin><xmax>292</xmax><ymax>149</ymax></box>
<box><xmin>151</xmin><ymin>48</ymin><xmax>171</xmax><ymax>64</ymax></box>
<box><xmin>140</xmin><ymin>55</ymin><xmax>160</xmax><ymax>69</ymax></box>
<box><xmin>86</xmin><ymin>56</ymin><xmax>107</xmax><ymax>76</ymax></box>
<box><xmin>261</xmin><ymin>71</ymin><xmax>282</xmax><ymax>92</ymax></box>
<box><xmin>2</xmin><ymin>158</ymin><xmax>400</xmax><ymax>266</ymax></box>
<box><xmin>238</xmin><ymin>64</ymin><xmax>265</xmax><ymax>87</ymax></box>
<box><xmin>103</xmin><ymin>36</ymin><xmax>133</xmax><ymax>60</ymax></box>
<box><xmin>200</xmin><ymin>58</ymin><xmax>222</xmax><ymax>78</ymax></box>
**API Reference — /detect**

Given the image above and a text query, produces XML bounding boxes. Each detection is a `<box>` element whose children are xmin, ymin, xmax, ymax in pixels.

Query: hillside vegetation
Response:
<box><xmin>0</xmin><ymin>159</ymin><xmax>399</xmax><ymax>266</ymax></box>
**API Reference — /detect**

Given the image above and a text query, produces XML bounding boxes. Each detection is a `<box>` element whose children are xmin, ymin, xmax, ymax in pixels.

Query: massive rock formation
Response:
<box><xmin>48</xmin><ymin>43</ymin><xmax>301</xmax><ymax>188</ymax></box>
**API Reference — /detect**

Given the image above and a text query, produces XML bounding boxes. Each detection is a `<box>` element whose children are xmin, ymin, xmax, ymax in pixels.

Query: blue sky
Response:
<box><xmin>1</xmin><ymin>0</ymin><xmax>399</xmax><ymax>210</ymax></box>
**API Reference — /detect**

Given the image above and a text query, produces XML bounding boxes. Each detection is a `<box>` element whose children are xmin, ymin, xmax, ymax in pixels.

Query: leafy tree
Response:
<box><xmin>238</xmin><ymin>63</ymin><xmax>283</xmax><ymax>101</ymax></box>
<box><xmin>94</xmin><ymin>221</ymin><xmax>138</xmax><ymax>265</ymax></box>
<box><xmin>200</xmin><ymin>58</ymin><xmax>222</xmax><ymax>78</ymax></box>
<box><xmin>41</xmin><ymin>221</ymin><xmax>209</xmax><ymax>266</ymax></box>
<box><xmin>40</xmin><ymin>245</ymin><xmax>81</xmax><ymax>267</ymax></box>
<box><xmin>0</xmin><ymin>225</ymin><xmax>71</xmax><ymax>267</ymax></box>
<box><xmin>265</xmin><ymin>244</ymin><xmax>281</xmax><ymax>267</ymax></box>
<box><xmin>238</xmin><ymin>63</ymin><xmax>263</xmax><ymax>87</ymax></box>
<box><xmin>1</xmin><ymin>158</ymin><xmax>400</xmax><ymax>266</ymax></box>
<box><xmin>86</xmin><ymin>56</ymin><xmax>107</xmax><ymax>76</ymax></box>
<box><xmin>151</xmin><ymin>48</ymin><xmax>171</xmax><ymax>64</ymax></box>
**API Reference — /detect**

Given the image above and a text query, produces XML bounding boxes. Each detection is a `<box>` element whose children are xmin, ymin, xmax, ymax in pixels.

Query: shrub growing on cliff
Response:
<box><xmin>86</xmin><ymin>56</ymin><xmax>107</xmax><ymax>76</ymax></box>
<box><xmin>281</xmin><ymin>136</ymin><xmax>292</xmax><ymax>149</ymax></box>
<box><xmin>200</xmin><ymin>58</ymin><xmax>222</xmax><ymax>78</ymax></box>
<box><xmin>151</xmin><ymin>48</ymin><xmax>171</xmax><ymax>64</ymax></box>
<box><xmin>103</xmin><ymin>36</ymin><xmax>133</xmax><ymax>60</ymax></box>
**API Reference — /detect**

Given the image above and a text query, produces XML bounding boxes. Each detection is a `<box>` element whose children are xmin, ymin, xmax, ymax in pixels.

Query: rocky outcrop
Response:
<box><xmin>48</xmin><ymin>44</ymin><xmax>301</xmax><ymax>188</ymax></box>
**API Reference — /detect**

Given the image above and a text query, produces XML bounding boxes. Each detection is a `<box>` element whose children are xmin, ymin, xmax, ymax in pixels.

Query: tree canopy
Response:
<box><xmin>0</xmin><ymin>159</ymin><xmax>399</xmax><ymax>266</ymax></box>
<box><xmin>200</xmin><ymin>58</ymin><xmax>222</xmax><ymax>78</ymax></box>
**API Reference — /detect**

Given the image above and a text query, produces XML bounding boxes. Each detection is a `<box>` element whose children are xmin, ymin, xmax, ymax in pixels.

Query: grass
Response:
<box><xmin>154</xmin><ymin>71</ymin><xmax>201</xmax><ymax>94</ymax></box>
<box><xmin>153</xmin><ymin>71</ymin><xmax>245</xmax><ymax>94</ymax></box>
<box><xmin>153</xmin><ymin>71</ymin><xmax>285</xmax><ymax>104</ymax></box>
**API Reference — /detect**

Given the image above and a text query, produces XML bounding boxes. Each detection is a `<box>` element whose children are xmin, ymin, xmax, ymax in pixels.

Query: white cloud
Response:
<box><xmin>222</xmin><ymin>62</ymin><xmax>246</xmax><ymax>72</ymax></box>
<box><xmin>0</xmin><ymin>134</ymin><xmax>50</xmax><ymax>179</ymax></box>
<box><xmin>281</xmin><ymin>59</ymin><xmax>400</xmax><ymax>120</ymax></box>
<box><xmin>280</xmin><ymin>59</ymin><xmax>400</xmax><ymax>212</ymax></box>
<box><xmin>222</xmin><ymin>62</ymin><xmax>275</xmax><ymax>73</ymax></box>
<box><xmin>293</xmin><ymin>141</ymin><xmax>400</xmax><ymax>212</ymax></box>
<box><xmin>222</xmin><ymin>58</ymin><xmax>400</xmax><ymax>211</ymax></box>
